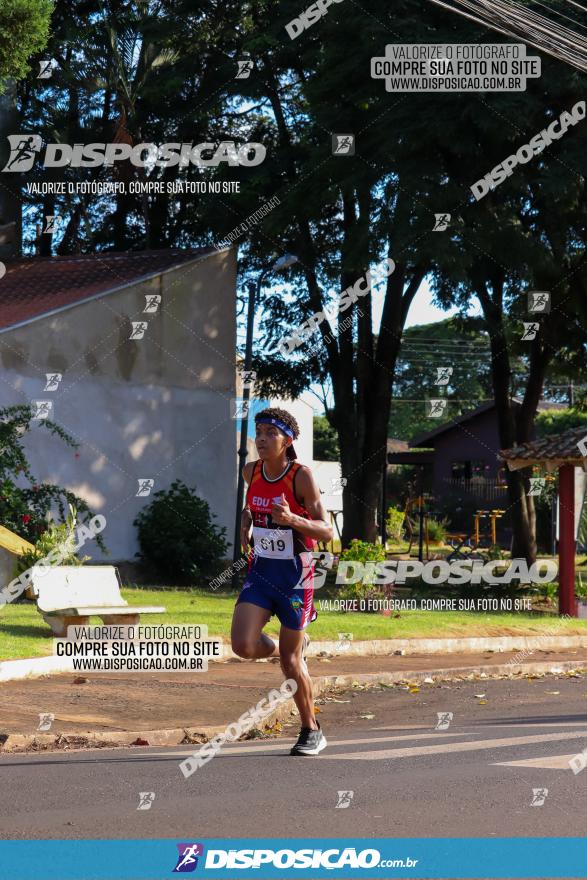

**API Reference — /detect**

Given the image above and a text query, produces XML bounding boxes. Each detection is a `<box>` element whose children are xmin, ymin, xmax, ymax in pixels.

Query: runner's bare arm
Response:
<box><xmin>240</xmin><ymin>462</ymin><xmax>254</xmax><ymax>550</ymax></box>
<box><xmin>287</xmin><ymin>466</ymin><xmax>333</xmax><ymax>543</ymax></box>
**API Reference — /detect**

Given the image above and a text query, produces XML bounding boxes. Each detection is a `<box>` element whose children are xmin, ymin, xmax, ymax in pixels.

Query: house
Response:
<box><xmin>403</xmin><ymin>399</ymin><xmax>564</xmax><ymax>501</ymax></box>
<box><xmin>0</xmin><ymin>247</ymin><xmax>237</xmax><ymax>565</ymax></box>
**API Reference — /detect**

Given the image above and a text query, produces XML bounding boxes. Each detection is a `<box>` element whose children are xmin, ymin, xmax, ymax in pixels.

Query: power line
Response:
<box><xmin>427</xmin><ymin>0</ymin><xmax>587</xmax><ymax>73</ymax></box>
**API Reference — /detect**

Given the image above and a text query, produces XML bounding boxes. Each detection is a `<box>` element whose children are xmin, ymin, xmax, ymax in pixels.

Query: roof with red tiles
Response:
<box><xmin>501</xmin><ymin>425</ymin><xmax>587</xmax><ymax>467</ymax></box>
<box><xmin>0</xmin><ymin>248</ymin><xmax>215</xmax><ymax>332</ymax></box>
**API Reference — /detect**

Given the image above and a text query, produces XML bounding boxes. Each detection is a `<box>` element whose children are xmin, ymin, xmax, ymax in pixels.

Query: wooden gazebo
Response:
<box><xmin>501</xmin><ymin>426</ymin><xmax>587</xmax><ymax>617</ymax></box>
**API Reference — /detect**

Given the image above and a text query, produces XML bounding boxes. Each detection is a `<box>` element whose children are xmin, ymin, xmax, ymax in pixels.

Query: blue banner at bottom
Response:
<box><xmin>0</xmin><ymin>838</ymin><xmax>584</xmax><ymax>879</ymax></box>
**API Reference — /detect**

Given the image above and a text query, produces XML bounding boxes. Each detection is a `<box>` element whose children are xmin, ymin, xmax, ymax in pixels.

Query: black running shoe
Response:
<box><xmin>290</xmin><ymin>721</ymin><xmax>327</xmax><ymax>756</ymax></box>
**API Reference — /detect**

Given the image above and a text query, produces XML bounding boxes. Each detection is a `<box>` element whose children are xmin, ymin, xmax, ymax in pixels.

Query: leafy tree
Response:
<box><xmin>0</xmin><ymin>0</ymin><xmax>52</xmax><ymax>85</ymax></box>
<box><xmin>0</xmin><ymin>404</ymin><xmax>106</xmax><ymax>551</ymax></box>
<box><xmin>313</xmin><ymin>415</ymin><xmax>339</xmax><ymax>460</ymax></box>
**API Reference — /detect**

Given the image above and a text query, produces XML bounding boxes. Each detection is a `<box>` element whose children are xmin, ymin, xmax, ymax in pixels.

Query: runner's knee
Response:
<box><xmin>231</xmin><ymin>636</ymin><xmax>259</xmax><ymax>659</ymax></box>
<box><xmin>280</xmin><ymin>652</ymin><xmax>304</xmax><ymax>678</ymax></box>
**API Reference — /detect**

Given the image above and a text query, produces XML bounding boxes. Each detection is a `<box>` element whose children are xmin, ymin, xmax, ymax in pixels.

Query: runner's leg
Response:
<box><xmin>279</xmin><ymin>624</ymin><xmax>317</xmax><ymax>730</ymax></box>
<box><xmin>231</xmin><ymin>602</ymin><xmax>279</xmax><ymax>659</ymax></box>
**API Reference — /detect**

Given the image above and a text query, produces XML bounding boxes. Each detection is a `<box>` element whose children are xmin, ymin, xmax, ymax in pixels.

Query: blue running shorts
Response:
<box><xmin>236</xmin><ymin>552</ymin><xmax>318</xmax><ymax>630</ymax></box>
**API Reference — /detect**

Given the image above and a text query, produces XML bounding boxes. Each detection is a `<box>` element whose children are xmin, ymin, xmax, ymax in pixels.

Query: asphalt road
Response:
<box><xmin>2</xmin><ymin>673</ymin><xmax>587</xmax><ymax>842</ymax></box>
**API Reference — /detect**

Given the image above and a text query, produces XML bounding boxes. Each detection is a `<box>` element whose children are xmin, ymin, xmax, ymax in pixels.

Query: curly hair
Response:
<box><xmin>254</xmin><ymin>407</ymin><xmax>299</xmax><ymax>437</ymax></box>
<box><xmin>254</xmin><ymin>407</ymin><xmax>300</xmax><ymax>459</ymax></box>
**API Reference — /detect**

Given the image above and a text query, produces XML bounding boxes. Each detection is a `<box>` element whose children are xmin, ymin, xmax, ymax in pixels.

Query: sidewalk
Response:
<box><xmin>2</xmin><ymin>648</ymin><xmax>587</xmax><ymax>751</ymax></box>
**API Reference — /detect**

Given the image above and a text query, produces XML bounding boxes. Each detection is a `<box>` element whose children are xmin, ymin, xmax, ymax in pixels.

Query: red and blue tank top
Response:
<box><xmin>245</xmin><ymin>460</ymin><xmax>315</xmax><ymax>558</ymax></box>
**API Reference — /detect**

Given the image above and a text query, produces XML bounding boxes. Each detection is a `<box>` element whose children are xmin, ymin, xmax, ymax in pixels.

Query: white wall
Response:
<box><xmin>0</xmin><ymin>250</ymin><xmax>237</xmax><ymax>562</ymax></box>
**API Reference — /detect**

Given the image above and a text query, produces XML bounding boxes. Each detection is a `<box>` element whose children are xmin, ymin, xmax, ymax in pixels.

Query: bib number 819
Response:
<box><xmin>261</xmin><ymin>537</ymin><xmax>286</xmax><ymax>552</ymax></box>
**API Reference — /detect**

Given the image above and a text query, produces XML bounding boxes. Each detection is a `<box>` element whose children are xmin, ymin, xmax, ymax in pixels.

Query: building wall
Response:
<box><xmin>0</xmin><ymin>249</ymin><xmax>237</xmax><ymax>564</ymax></box>
<box><xmin>432</xmin><ymin>408</ymin><xmax>503</xmax><ymax>497</ymax></box>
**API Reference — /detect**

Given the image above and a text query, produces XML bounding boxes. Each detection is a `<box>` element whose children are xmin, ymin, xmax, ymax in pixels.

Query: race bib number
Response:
<box><xmin>253</xmin><ymin>526</ymin><xmax>294</xmax><ymax>559</ymax></box>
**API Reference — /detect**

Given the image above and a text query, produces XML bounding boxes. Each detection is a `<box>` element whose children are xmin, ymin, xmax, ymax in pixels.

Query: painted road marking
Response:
<box><xmin>318</xmin><ymin>730</ymin><xmax>587</xmax><ymax>760</ymax></box>
<box><xmin>493</xmin><ymin>754</ymin><xmax>579</xmax><ymax>770</ymax></box>
<box><xmin>147</xmin><ymin>731</ymin><xmax>471</xmax><ymax>758</ymax></box>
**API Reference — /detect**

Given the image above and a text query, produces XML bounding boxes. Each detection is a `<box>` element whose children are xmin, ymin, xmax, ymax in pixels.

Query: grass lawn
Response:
<box><xmin>2</xmin><ymin>586</ymin><xmax>587</xmax><ymax>661</ymax></box>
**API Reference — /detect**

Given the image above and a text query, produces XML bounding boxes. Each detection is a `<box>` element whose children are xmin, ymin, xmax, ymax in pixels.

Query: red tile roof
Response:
<box><xmin>501</xmin><ymin>426</ymin><xmax>587</xmax><ymax>465</ymax></box>
<box><xmin>0</xmin><ymin>248</ymin><xmax>215</xmax><ymax>332</ymax></box>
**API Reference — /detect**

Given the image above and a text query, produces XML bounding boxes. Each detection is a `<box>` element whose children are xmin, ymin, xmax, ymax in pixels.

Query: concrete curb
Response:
<box><xmin>2</xmin><ymin>659</ymin><xmax>585</xmax><ymax>753</ymax></box>
<box><xmin>4</xmin><ymin>633</ymin><xmax>587</xmax><ymax>682</ymax></box>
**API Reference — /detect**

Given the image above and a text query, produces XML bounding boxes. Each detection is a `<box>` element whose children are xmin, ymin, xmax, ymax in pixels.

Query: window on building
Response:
<box><xmin>451</xmin><ymin>460</ymin><xmax>488</xmax><ymax>480</ymax></box>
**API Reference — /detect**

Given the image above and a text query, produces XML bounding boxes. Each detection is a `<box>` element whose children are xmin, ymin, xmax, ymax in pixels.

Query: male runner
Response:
<box><xmin>231</xmin><ymin>407</ymin><xmax>333</xmax><ymax>756</ymax></box>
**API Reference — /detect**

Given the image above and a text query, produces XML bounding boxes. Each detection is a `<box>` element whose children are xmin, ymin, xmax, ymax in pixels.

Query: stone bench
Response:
<box><xmin>32</xmin><ymin>565</ymin><xmax>165</xmax><ymax>636</ymax></box>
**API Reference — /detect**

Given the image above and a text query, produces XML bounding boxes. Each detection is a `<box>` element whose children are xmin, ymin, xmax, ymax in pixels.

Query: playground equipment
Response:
<box><xmin>446</xmin><ymin>509</ymin><xmax>505</xmax><ymax>561</ymax></box>
<box><xmin>402</xmin><ymin>493</ymin><xmax>433</xmax><ymax>561</ymax></box>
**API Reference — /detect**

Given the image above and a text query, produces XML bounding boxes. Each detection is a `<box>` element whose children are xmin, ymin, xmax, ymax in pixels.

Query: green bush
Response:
<box><xmin>0</xmin><ymin>404</ymin><xmax>106</xmax><ymax>552</ymax></box>
<box><xmin>133</xmin><ymin>479</ymin><xmax>228</xmax><ymax>582</ymax></box>
<box><xmin>338</xmin><ymin>539</ymin><xmax>385</xmax><ymax>599</ymax></box>
<box><xmin>386</xmin><ymin>506</ymin><xmax>405</xmax><ymax>543</ymax></box>
<box><xmin>416</xmin><ymin>516</ymin><xmax>448</xmax><ymax>544</ymax></box>
<box><xmin>13</xmin><ymin>504</ymin><xmax>90</xmax><ymax>578</ymax></box>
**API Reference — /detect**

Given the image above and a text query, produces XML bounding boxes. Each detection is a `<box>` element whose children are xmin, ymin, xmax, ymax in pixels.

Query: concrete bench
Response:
<box><xmin>32</xmin><ymin>565</ymin><xmax>165</xmax><ymax>636</ymax></box>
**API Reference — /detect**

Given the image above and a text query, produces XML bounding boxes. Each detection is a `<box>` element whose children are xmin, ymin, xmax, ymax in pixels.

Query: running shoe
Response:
<box><xmin>290</xmin><ymin>721</ymin><xmax>327</xmax><ymax>756</ymax></box>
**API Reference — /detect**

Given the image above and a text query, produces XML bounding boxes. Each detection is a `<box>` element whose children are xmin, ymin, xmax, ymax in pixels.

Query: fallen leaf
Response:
<box><xmin>73</xmin><ymin>677</ymin><xmax>89</xmax><ymax>684</ymax></box>
<box><xmin>545</xmin><ymin>691</ymin><xmax>560</xmax><ymax>695</ymax></box>
<box><xmin>409</xmin><ymin>687</ymin><xmax>420</xmax><ymax>694</ymax></box>
<box><xmin>478</xmin><ymin>700</ymin><xmax>488</xmax><ymax>705</ymax></box>
<box><xmin>423</xmin><ymin>677</ymin><xmax>434</xmax><ymax>684</ymax></box>
<box><xmin>132</xmin><ymin>738</ymin><xmax>149</xmax><ymax>746</ymax></box>
<box><xmin>313</xmin><ymin>706</ymin><xmax>321</xmax><ymax>713</ymax></box>
<box><xmin>360</xmin><ymin>714</ymin><xmax>375</xmax><ymax>720</ymax></box>
<box><xmin>474</xmin><ymin>694</ymin><xmax>486</xmax><ymax>699</ymax></box>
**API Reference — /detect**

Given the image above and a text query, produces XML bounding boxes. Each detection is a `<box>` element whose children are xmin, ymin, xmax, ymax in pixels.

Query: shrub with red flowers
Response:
<box><xmin>0</xmin><ymin>404</ymin><xmax>106</xmax><ymax>552</ymax></box>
